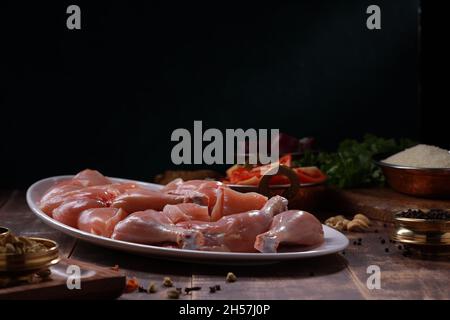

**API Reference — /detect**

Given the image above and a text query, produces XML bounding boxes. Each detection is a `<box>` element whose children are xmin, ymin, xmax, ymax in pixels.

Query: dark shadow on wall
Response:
<box><xmin>1</xmin><ymin>0</ymin><xmax>420</xmax><ymax>187</ymax></box>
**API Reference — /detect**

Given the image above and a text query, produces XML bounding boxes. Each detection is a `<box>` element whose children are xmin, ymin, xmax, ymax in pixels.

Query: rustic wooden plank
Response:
<box><xmin>0</xmin><ymin>190</ymin><xmax>76</xmax><ymax>257</ymax></box>
<box><xmin>69</xmin><ymin>241</ymin><xmax>193</xmax><ymax>300</ymax></box>
<box><xmin>341</xmin><ymin>221</ymin><xmax>450</xmax><ymax>299</ymax></box>
<box><xmin>327</xmin><ymin>187</ymin><xmax>450</xmax><ymax>222</ymax></box>
<box><xmin>191</xmin><ymin>255</ymin><xmax>364</xmax><ymax>300</ymax></box>
<box><xmin>0</xmin><ymin>258</ymin><xmax>125</xmax><ymax>300</ymax></box>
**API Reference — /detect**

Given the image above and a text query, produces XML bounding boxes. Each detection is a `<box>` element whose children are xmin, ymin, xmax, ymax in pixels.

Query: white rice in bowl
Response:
<box><xmin>383</xmin><ymin>144</ymin><xmax>450</xmax><ymax>168</ymax></box>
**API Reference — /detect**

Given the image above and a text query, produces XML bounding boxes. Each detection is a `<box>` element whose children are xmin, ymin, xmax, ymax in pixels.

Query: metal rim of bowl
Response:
<box><xmin>392</xmin><ymin>211</ymin><xmax>450</xmax><ymax>246</ymax></box>
<box><xmin>374</xmin><ymin>155</ymin><xmax>450</xmax><ymax>173</ymax></box>
<box><xmin>0</xmin><ymin>237</ymin><xmax>60</xmax><ymax>273</ymax></box>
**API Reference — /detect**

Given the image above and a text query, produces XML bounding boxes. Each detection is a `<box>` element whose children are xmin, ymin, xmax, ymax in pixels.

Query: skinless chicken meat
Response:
<box><xmin>78</xmin><ymin>207</ymin><xmax>129</xmax><ymax>237</ymax></box>
<box><xmin>254</xmin><ymin>210</ymin><xmax>324</xmax><ymax>253</ymax></box>
<box><xmin>111</xmin><ymin>210</ymin><xmax>204</xmax><ymax>249</ymax></box>
<box><xmin>177</xmin><ymin>195</ymin><xmax>287</xmax><ymax>252</ymax></box>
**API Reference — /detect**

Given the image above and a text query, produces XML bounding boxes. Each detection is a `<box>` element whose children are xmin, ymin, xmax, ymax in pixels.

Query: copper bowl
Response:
<box><xmin>375</xmin><ymin>156</ymin><xmax>450</xmax><ymax>198</ymax></box>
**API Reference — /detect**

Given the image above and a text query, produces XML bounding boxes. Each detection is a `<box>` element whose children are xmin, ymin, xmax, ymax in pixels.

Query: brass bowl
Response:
<box><xmin>375</xmin><ymin>156</ymin><xmax>450</xmax><ymax>198</ymax></box>
<box><xmin>0</xmin><ymin>238</ymin><xmax>60</xmax><ymax>274</ymax></box>
<box><xmin>392</xmin><ymin>213</ymin><xmax>450</xmax><ymax>256</ymax></box>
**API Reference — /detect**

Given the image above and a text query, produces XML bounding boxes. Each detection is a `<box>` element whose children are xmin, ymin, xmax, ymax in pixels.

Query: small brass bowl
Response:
<box><xmin>0</xmin><ymin>238</ymin><xmax>60</xmax><ymax>274</ymax></box>
<box><xmin>392</xmin><ymin>213</ymin><xmax>450</xmax><ymax>256</ymax></box>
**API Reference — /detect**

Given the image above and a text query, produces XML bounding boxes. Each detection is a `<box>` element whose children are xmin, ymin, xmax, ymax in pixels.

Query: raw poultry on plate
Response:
<box><xmin>39</xmin><ymin>169</ymin><xmax>324</xmax><ymax>253</ymax></box>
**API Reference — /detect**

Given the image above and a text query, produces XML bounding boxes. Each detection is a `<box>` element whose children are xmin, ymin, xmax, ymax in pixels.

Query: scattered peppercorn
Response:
<box><xmin>167</xmin><ymin>289</ymin><xmax>180</xmax><ymax>299</ymax></box>
<box><xmin>383</xmin><ymin>223</ymin><xmax>387</xmax><ymax>228</ymax></box>
<box><xmin>374</xmin><ymin>229</ymin><xmax>379</xmax><ymax>233</ymax></box>
<box><xmin>185</xmin><ymin>287</ymin><xmax>202</xmax><ymax>294</ymax></box>
<box><xmin>385</xmin><ymin>248</ymin><xmax>389</xmax><ymax>253</ymax></box>
<box><xmin>381</xmin><ymin>239</ymin><xmax>386</xmax><ymax>244</ymax></box>
<box><xmin>209</xmin><ymin>286</ymin><xmax>216</xmax><ymax>293</ymax></box>
<box><xmin>353</xmin><ymin>241</ymin><xmax>357</xmax><ymax>245</ymax></box>
<box><xmin>397</xmin><ymin>209</ymin><xmax>450</xmax><ymax>220</ymax></box>
<box><xmin>138</xmin><ymin>286</ymin><xmax>147</xmax><ymax>293</ymax></box>
<box><xmin>163</xmin><ymin>277</ymin><xmax>173</xmax><ymax>287</ymax></box>
<box><xmin>342</xmin><ymin>251</ymin><xmax>346</xmax><ymax>255</ymax></box>
<box><xmin>226</xmin><ymin>272</ymin><xmax>237</xmax><ymax>283</ymax></box>
<box><xmin>215</xmin><ymin>285</ymin><xmax>221</xmax><ymax>291</ymax></box>
<box><xmin>398</xmin><ymin>245</ymin><xmax>403</xmax><ymax>250</ymax></box>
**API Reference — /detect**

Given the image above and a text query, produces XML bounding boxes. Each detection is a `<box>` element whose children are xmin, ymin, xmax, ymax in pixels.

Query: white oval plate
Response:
<box><xmin>26</xmin><ymin>176</ymin><xmax>349</xmax><ymax>263</ymax></box>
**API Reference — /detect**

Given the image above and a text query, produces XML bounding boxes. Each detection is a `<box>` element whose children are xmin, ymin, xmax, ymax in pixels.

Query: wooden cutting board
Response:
<box><xmin>326</xmin><ymin>187</ymin><xmax>450</xmax><ymax>222</ymax></box>
<box><xmin>0</xmin><ymin>258</ymin><xmax>125</xmax><ymax>299</ymax></box>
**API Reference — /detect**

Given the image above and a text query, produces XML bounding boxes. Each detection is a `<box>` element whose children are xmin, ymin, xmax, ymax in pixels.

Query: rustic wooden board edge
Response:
<box><xmin>0</xmin><ymin>258</ymin><xmax>126</xmax><ymax>300</ymax></box>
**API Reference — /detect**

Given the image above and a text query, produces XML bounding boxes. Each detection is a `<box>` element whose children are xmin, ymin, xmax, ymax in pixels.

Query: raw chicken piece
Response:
<box><xmin>210</xmin><ymin>187</ymin><xmax>268</xmax><ymax>221</ymax></box>
<box><xmin>78</xmin><ymin>208</ymin><xmax>128</xmax><ymax>237</ymax></box>
<box><xmin>40</xmin><ymin>183</ymin><xmax>137</xmax><ymax>216</ymax></box>
<box><xmin>52</xmin><ymin>198</ymin><xmax>106</xmax><ymax>228</ymax></box>
<box><xmin>178</xmin><ymin>196</ymin><xmax>287</xmax><ymax>252</ymax></box>
<box><xmin>163</xmin><ymin>179</ymin><xmax>224</xmax><ymax>210</ymax></box>
<box><xmin>111</xmin><ymin>187</ymin><xmax>207</xmax><ymax>213</ymax></box>
<box><xmin>40</xmin><ymin>181</ymin><xmax>85</xmax><ymax>215</ymax></box>
<box><xmin>112</xmin><ymin>210</ymin><xmax>204</xmax><ymax>249</ymax></box>
<box><xmin>162</xmin><ymin>203</ymin><xmax>210</xmax><ymax>223</ymax></box>
<box><xmin>254</xmin><ymin>210</ymin><xmax>324</xmax><ymax>253</ymax></box>
<box><xmin>73</xmin><ymin>169</ymin><xmax>111</xmax><ymax>186</ymax></box>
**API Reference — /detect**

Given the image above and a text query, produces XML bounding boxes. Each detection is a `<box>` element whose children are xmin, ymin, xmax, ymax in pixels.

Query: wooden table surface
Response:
<box><xmin>1</xmin><ymin>190</ymin><xmax>449</xmax><ymax>300</ymax></box>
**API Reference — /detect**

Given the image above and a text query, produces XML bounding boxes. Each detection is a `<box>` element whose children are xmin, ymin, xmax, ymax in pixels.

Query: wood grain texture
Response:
<box><xmin>0</xmin><ymin>258</ymin><xmax>125</xmax><ymax>300</ymax></box>
<box><xmin>1</xmin><ymin>190</ymin><xmax>449</xmax><ymax>300</ymax></box>
<box><xmin>341</xmin><ymin>221</ymin><xmax>450</xmax><ymax>300</ymax></box>
<box><xmin>69</xmin><ymin>241</ymin><xmax>193</xmax><ymax>300</ymax></box>
<box><xmin>327</xmin><ymin>187</ymin><xmax>450</xmax><ymax>222</ymax></box>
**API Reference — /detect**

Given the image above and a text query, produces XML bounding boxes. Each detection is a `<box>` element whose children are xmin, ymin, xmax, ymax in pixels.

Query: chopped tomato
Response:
<box><xmin>294</xmin><ymin>167</ymin><xmax>327</xmax><ymax>184</ymax></box>
<box><xmin>223</xmin><ymin>154</ymin><xmax>326</xmax><ymax>186</ymax></box>
<box><xmin>124</xmin><ymin>277</ymin><xmax>139</xmax><ymax>293</ymax></box>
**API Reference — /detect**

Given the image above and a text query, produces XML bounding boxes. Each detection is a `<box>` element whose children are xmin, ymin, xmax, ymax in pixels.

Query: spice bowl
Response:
<box><xmin>391</xmin><ymin>211</ymin><xmax>450</xmax><ymax>256</ymax></box>
<box><xmin>0</xmin><ymin>237</ymin><xmax>60</xmax><ymax>275</ymax></box>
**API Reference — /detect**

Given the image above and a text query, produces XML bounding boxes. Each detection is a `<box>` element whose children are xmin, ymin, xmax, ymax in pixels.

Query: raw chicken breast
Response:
<box><xmin>163</xmin><ymin>179</ymin><xmax>224</xmax><ymax>210</ymax></box>
<box><xmin>40</xmin><ymin>183</ymin><xmax>137</xmax><ymax>216</ymax></box>
<box><xmin>210</xmin><ymin>187</ymin><xmax>268</xmax><ymax>221</ymax></box>
<box><xmin>73</xmin><ymin>169</ymin><xmax>111</xmax><ymax>187</ymax></box>
<box><xmin>78</xmin><ymin>208</ymin><xmax>128</xmax><ymax>237</ymax></box>
<box><xmin>162</xmin><ymin>203</ymin><xmax>210</xmax><ymax>223</ymax></box>
<box><xmin>111</xmin><ymin>188</ymin><xmax>206</xmax><ymax>213</ymax></box>
<box><xmin>112</xmin><ymin>210</ymin><xmax>204</xmax><ymax>249</ymax></box>
<box><xmin>178</xmin><ymin>196</ymin><xmax>287</xmax><ymax>252</ymax></box>
<box><xmin>52</xmin><ymin>198</ymin><xmax>106</xmax><ymax>228</ymax></box>
<box><xmin>254</xmin><ymin>210</ymin><xmax>324</xmax><ymax>253</ymax></box>
<box><xmin>40</xmin><ymin>181</ymin><xmax>85</xmax><ymax>215</ymax></box>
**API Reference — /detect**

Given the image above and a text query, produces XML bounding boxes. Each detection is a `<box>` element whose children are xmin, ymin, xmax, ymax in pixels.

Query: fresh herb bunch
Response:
<box><xmin>295</xmin><ymin>134</ymin><xmax>416</xmax><ymax>188</ymax></box>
